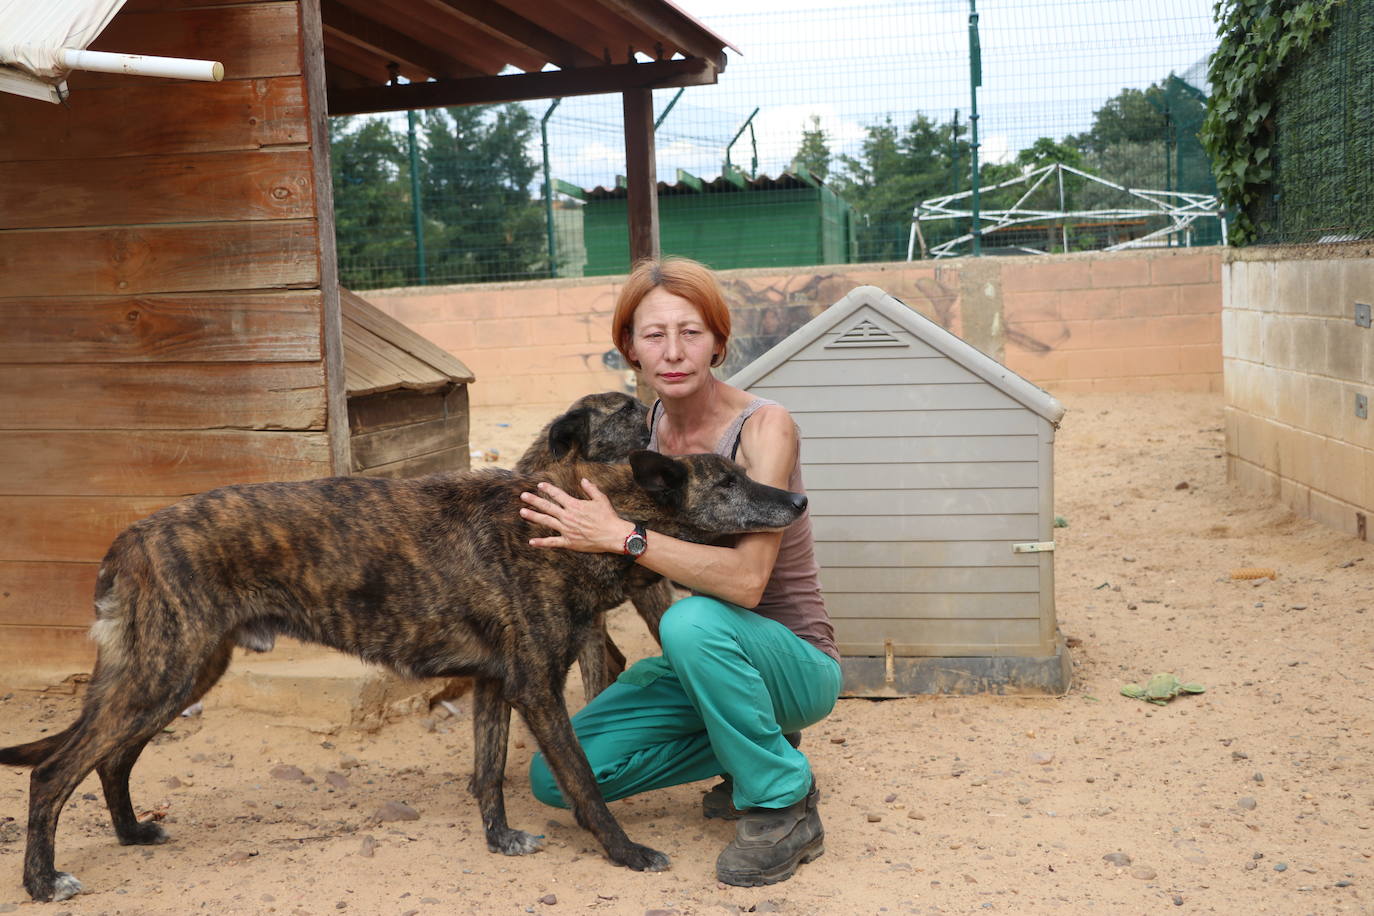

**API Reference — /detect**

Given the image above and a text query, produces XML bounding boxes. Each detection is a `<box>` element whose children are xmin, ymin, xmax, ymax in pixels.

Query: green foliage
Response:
<box><xmin>330</xmin><ymin>103</ymin><xmax>545</xmax><ymax>289</ymax></box>
<box><xmin>418</xmin><ymin>105</ymin><xmax>546</xmax><ymax>283</ymax></box>
<box><xmin>828</xmin><ymin>114</ymin><xmax>970</xmax><ymax>261</ymax></box>
<box><xmin>1016</xmin><ymin>137</ymin><xmax>1083</xmax><ymax>171</ymax></box>
<box><xmin>330</xmin><ymin>117</ymin><xmax>412</xmax><ymax>290</ymax></box>
<box><xmin>791</xmin><ymin>115</ymin><xmax>832</xmax><ymax>181</ymax></box>
<box><xmin>1077</xmin><ymin>85</ymin><xmax>1169</xmax><ymax>153</ymax></box>
<box><xmin>1200</xmin><ymin>0</ymin><xmax>1343</xmax><ymax>245</ymax></box>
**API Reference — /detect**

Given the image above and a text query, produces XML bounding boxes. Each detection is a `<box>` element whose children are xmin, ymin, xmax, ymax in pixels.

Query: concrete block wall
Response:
<box><xmin>1223</xmin><ymin>251</ymin><xmax>1374</xmax><ymax>540</ymax></box>
<box><xmin>363</xmin><ymin>248</ymin><xmax>1223</xmax><ymax>410</ymax></box>
<box><xmin>1000</xmin><ymin>250</ymin><xmax>1222</xmax><ymax>393</ymax></box>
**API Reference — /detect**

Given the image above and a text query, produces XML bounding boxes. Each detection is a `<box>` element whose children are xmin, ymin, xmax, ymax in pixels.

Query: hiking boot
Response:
<box><xmin>715</xmin><ymin>782</ymin><xmax>823</xmax><ymax>887</ymax></box>
<box><xmin>701</xmin><ymin>732</ymin><xmax>802</xmax><ymax>820</ymax></box>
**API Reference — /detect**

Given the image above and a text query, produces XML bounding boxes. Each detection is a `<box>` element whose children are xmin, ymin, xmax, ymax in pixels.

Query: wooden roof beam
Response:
<box><xmin>322</xmin><ymin>1</ymin><xmax>479</xmax><ymax>81</ymax></box>
<box><xmin>325</xmin><ymin>60</ymin><xmax>377</xmax><ymax>91</ymax></box>
<box><xmin>592</xmin><ymin>0</ymin><xmax>730</xmax><ymax>70</ymax></box>
<box><xmin>328</xmin><ymin>56</ymin><xmax>717</xmax><ymax>116</ymax></box>
<box><xmin>426</xmin><ymin>0</ymin><xmax>604</xmax><ymax>70</ymax></box>
<box><xmin>411</xmin><ymin>0</ymin><xmax>546</xmax><ymax>73</ymax></box>
<box><xmin>321</xmin><ymin>34</ymin><xmax>403</xmax><ymax>86</ymax></box>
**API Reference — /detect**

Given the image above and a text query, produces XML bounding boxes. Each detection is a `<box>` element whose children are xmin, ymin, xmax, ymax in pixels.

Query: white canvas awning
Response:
<box><xmin>0</xmin><ymin>0</ymin><xmax>221</xmax><ymax>104</ymax></box>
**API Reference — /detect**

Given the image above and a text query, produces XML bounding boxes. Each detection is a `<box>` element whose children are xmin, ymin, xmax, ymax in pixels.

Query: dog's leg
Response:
<box><xmin>22</xmin><ymin>683</ymin><xmax>190</xmax><ymax>903</ymax></box>
<box><xmin>470</xmin><ymin>677</ymin><xmax>542</xmax><ymax>856</ymax></box>
<box><xmin>577</xmin><ymin>612</ymin><xmax>612</xmax><ymax>703</ymax></box>
<box><xmin>630</xmin><ymin>577</ymin><xmax>675</xmax><ymax>645</ymax></box>
<box><xmin>581</xmin><ymin>578</ymin><xmax>675</xmax><ymax>702</ymax></box>
<box><xmin>97</xmin><ymin>639</ymin><xmax>233</xmax><ymax>847</ymax></box>
<box><xmin>514</xmin><ymin>685</ymin><xmax>670</xmax><ymax>872</ymax></box>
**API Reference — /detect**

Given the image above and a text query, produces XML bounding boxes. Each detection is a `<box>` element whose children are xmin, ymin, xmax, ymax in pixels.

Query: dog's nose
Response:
<box><xmin>790</xmin><ymin>493</ymin><xmax>808</xmax><ymax>513</ymax></box>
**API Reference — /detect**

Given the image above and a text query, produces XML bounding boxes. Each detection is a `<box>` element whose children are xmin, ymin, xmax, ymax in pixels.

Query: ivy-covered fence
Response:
<box><xmin>1202</xmin><ymin>0</ymin><xmax>1373</xmax><ymax>245</ymax></box>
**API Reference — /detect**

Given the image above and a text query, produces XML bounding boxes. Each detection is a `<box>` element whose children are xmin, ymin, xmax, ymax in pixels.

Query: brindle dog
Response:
<box><xmin>515</xmin><ymin>394</ymin><xmax>677</xmax><ymax>701</ymax></box>
<box><xmin>0</xmin><ymin>394</ymin><xmax>808</xmax><ymax>903</ymax></box>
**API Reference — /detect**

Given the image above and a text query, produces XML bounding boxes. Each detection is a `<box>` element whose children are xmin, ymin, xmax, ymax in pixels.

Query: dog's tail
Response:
<box><xmin>0</xmin><ymin>723</ymin><xmax>78</xmax><ymax>767</ymax></box>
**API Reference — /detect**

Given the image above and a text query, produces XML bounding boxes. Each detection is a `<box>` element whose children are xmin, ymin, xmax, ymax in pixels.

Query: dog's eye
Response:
<box><xmin>716</xmin><ymin>476</ymin><xmax>736</xmax><ymax>490</ymax></box>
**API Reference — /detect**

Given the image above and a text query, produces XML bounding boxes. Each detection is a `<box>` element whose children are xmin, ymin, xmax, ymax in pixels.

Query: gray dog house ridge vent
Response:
<box><xmin>727</xmin><ymin>286</ymin><xmax>1070</xmax><ymax>696</ymax></box>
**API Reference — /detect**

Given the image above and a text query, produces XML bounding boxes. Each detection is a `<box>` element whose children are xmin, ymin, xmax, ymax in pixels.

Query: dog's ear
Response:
<box><xmin>548</xmin><ymin>408</ymin><xmax>593</xmax><ymax>459</ymax></box>
<box><xmin>629</xmin><ymin>450</ymin><xmax>687</xmax><ymax>508</ymax></box>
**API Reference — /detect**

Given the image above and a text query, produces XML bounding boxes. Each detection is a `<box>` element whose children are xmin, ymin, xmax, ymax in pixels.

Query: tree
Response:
<box><xmin>830</xmin><ymin>114</ymin><xmax>968</xmax><ymax>261</ymax></box>
<box><xmin>1016</xmin><ymin>136</ymin><xmax>1083</xmax><ymax>171</ymax></box>
<box><xmin>419</xmin><ymin>104</ymin><xmax>545</xmax><ymax>283</ymax></box>
<box><xmin>330</xmin><ymin>116</ymin><xmax>413</xmax><ymax>289</ymax></box>
<box><xmin>790</xmin><ymin>115</ymin><xmax>831</xmax><ymax>181</ymax></box>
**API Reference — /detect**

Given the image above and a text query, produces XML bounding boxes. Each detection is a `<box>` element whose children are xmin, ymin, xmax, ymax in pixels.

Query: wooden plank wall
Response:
<box><xmin>0</xmin><ymin>0</ymin><xmax>336</xmax><ymax>672</ymax></box>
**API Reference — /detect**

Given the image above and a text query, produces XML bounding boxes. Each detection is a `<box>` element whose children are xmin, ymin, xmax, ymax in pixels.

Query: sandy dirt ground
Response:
<box><xmin>2</xmin><ymin>390</ymin><xmax>1372</xmax><ymax>915</ymax></box>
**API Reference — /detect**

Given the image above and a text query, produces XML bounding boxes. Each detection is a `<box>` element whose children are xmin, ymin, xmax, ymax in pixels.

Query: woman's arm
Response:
<box><xmin>519</xmin><ymin>405</ymin><xmax>798</xmax><ymax>608</ymax></box>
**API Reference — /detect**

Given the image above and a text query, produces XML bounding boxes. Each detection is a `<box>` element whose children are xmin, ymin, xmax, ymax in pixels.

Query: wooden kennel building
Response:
<box><xmin>342</xmin><ymin>290</ymin><xmax>475</xmax><ymax>479</ymax></box>
<box><xmin>0</xmin><ymin>0</ymin><xmax>734</xmax><ymax>675</ymax></box>
<box><xmin>728</xmin><ymin>286</ymin><xmax>1071</xmax><ymax>696</ymax></box>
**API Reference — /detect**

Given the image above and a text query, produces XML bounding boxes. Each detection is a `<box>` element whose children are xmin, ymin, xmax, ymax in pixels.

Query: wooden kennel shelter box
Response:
<box><xmin>342</xmin><ymin>290</ymin><xmax>475</xmax><ymax>479</ymax></box>
<box><xmin>0</xmin><ymin>0</ymin><xmax>734</xmax><ymax>676</ymax></box>
<box><xmin>728</xmin><ymin>286</ymin><xmax>1071</xmax><ymax>696</ymax></box>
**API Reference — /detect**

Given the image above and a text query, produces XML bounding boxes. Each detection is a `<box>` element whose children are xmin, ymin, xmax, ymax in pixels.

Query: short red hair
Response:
<box><xmin>611</xmin><ymin>257</ymin><xmax>732</xmax><ymax>369</ymax></box>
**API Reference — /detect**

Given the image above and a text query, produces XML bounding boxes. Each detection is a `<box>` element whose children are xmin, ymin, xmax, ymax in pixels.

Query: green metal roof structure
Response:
<box><xmin>576</xmin><ymin>169</ymin><xmax>856</xmax><ymax>275</ymax></box>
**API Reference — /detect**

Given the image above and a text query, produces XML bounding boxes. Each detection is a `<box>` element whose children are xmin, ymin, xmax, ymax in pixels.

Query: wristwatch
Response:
<box><xmin>623</xmin><ymin>522</ymin><xmax>648</xmax><ymax>558</ymax></box>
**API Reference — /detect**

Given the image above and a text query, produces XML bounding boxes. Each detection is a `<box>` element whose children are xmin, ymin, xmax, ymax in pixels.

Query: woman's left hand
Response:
<box><xmin>520</xmin><ymin>479</ymin><xmax>628</xmax><ymax>553</ymax></box>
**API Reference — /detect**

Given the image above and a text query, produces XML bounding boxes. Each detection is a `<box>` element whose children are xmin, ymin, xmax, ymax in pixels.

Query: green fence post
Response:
<box><xmin>407</xmin><ymin>109</ymin><xmax>426</xmax><ymax>284</ymax></box>
<box><xmin>541</xmin><ymin>98</ymin><xmax>562</xmax><ymax>278</ymax></box>
<box><xmin>968</xmin><ymin>0</ymin><xmax>982</xmax><ymax>257</ymax></box>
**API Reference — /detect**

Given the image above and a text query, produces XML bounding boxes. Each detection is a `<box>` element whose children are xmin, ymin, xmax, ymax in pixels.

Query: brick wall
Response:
<box><xmin>363</xmin><ymin>249</ymin><xmax>1223</xmax><ymax>410</ymax></box>
<box><xmin>1000</xmin><ymin>250</ymin><xmax>1222</xmax><ymax>393</ymax></box>
<box><xmin>1223</xmin><ymin>251</ymin><xmax>1374</xmax><ymax>540</ymax></box>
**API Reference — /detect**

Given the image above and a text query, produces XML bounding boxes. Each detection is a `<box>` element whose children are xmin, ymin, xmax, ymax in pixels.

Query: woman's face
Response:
<box><xmin>626</xmin><ymin>287</ymin><xmax>722</xmax><ymax>398</ymax></box>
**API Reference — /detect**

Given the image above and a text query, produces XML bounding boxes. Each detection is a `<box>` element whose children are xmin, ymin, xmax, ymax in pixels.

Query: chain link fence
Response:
<box><xmin>331</xmin><ymin>0</ymin><xmax>1223</xmax><ymax>289</ymax></box>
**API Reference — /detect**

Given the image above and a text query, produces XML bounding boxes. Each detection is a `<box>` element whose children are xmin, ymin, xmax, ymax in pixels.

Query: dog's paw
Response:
<box><xmin>118</xmin><ymin>819</ymin><xmax>169</xmax><ymax>846</ymax></box>
<box><xmin>613</xmin><ymin>842</ymin><xmax>671</xmax><ymax>872</ymax></box>
<box><xmin>486</xmin><ymin>827</ymin><xmax>544</xmax><ymax>856</ymax></box>
<box><xmin>27</xmin><ymin>870</ymin><xmax>83</xmax><ymax>902</ymax></box>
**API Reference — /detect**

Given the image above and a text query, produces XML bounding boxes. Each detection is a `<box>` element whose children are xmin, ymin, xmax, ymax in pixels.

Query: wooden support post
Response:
<box><xmin>622</xmin><ymin>87</ymin><xmax>659</xmax><ymax>267</ymax></box>
<box><xmin>300</xmin><ymin>0</ymin><xmax>352</xmax><ymax>475</ymax></box>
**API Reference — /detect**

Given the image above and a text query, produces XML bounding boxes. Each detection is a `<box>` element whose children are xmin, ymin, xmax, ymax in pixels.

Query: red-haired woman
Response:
<box><xmin>520</xmin><ymin>256</ymin><xmax>840</xmax><ymax>887</ymax></box>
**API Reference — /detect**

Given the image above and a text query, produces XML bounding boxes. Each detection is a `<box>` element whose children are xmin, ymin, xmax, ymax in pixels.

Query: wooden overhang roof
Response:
<box><xmin>341</xmin><ymin>288</ymin><xmax>476</xmax><ymax>397</ymax></box>
<box><xmin>321</xmin><ymin>0</ymin><xmax>737</xmax><ymax>116</ymax></box>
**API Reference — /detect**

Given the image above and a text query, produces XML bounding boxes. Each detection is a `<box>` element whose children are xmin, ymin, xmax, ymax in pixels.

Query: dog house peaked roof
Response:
<box><xmin>730</xmin><ymin>286</ymin><xmax>1064</xmax><ymax>425</ymax></box>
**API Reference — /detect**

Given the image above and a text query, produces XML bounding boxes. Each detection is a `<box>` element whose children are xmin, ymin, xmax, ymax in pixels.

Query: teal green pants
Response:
<box><xmin>529</xmin><ymin>595</ymin><xmax>842</xmax><ymax>812</ymax></box>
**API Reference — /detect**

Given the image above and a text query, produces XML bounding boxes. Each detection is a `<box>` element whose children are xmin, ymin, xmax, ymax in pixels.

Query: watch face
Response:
<box><xmin>626</xmin><ymin>534</ymin><xmax>647</xmax><ymax>557</ymax></box>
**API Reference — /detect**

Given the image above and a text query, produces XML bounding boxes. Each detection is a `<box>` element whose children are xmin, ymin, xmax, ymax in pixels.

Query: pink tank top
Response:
<box><xmin>649</xmin><ymin>399</ymin><xmax>839</xmax><ymax>662</ymax></box>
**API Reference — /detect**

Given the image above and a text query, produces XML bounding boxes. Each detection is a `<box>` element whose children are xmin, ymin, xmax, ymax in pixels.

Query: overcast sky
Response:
<box><xmin>542</xmin><ymin>0</ymin><xmax>1219</xmax><ymax>190</ymax></box>
<box><xmin>370</xmin><ymin>1</ymin><xmax>1219</xmax><ymax>193</ymax></box>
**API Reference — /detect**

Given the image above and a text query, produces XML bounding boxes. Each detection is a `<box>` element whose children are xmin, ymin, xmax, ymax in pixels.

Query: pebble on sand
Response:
<box><xmin>374</xmin><ymin>801</ymin><xmax>420</xmax><ymax>822</ymax></box>
<box><xmin>1102</xmin><ymin>852</ymin><xmax>1132</xmax><ymax>867</ymax></box>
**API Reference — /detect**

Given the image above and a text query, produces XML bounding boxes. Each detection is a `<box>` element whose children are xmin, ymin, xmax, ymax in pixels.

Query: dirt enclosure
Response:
<box><xmin>1</xmin><ymin>390</ymin><xmax>1371</xmax><ymax>915</ymax></box>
